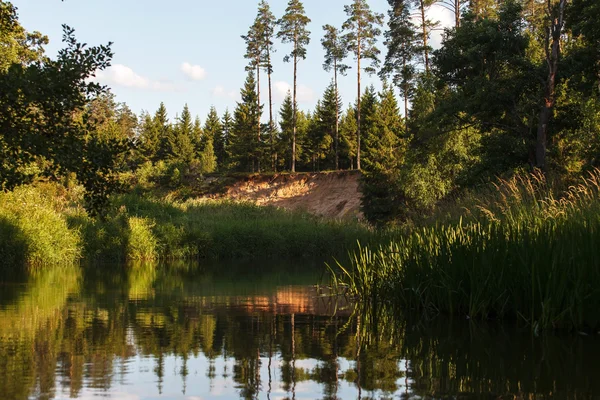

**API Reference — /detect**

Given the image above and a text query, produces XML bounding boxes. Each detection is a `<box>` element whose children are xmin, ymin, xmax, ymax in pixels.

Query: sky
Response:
<box><xmin>13</xmin><ymin>0</ymin><xmax>453</xmax><ymax>123</ymax></box>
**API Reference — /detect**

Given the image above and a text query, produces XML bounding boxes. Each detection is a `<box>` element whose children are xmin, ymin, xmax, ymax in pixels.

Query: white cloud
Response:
<box><xmin>425</xmin><ymin>5</ymin><xmax>455</xmax><ymax>48</ymax></box>
<box><xmin>212</xmin><ymin>85</ymin><xmax>237</xmax><ymax>99</ymax></box>
<box><xmin>94</xmin><ymin>64</ymin><xmax>176</xmax><ymax>91</ymax></box>
<box><xmin>274</xmin><ymin>81</ymin><xmax>315</xmax><ymax>103</ymax></box>
<box><xmin>181</xmin><ymin>62</ymin><xmax>207</xmax><ymax>81</ymax></box>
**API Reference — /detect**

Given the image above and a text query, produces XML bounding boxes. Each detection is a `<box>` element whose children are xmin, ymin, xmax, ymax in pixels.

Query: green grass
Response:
<box><xmin>0</xmin><ymin>182</ymin><xmax>376</xmax><ymax>266</ymax></box>
<box><xmin>332</xmin><ymin>169</ymin><xmax>600</xmax><ymax>331</ymax></box>
<box><xmin>0</xmin><ymin>185</ymin><xmax>81</xmax><ymax>266</ymax></box>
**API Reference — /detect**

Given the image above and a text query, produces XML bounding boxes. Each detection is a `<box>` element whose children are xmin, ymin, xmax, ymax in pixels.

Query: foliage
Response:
<box><xmin>0</xmin><ymin>21</ymin><xmax>129</xmax><ymax>215</ymax></box>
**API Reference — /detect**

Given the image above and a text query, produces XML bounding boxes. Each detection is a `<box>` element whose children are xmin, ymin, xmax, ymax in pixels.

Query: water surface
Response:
<box><xmin>1</xmin><ymin>261</ymin><xmax>599</xmax><ymax>400</ymax></box>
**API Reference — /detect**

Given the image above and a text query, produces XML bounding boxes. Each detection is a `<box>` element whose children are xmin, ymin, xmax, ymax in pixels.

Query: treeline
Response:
<box><xmin>1</xmin><ymin>0</ymin><xmax>599</xmax><ymax>222</ymax></box>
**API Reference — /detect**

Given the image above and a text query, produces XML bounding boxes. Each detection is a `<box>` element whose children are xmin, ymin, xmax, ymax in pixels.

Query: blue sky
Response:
<box><xmin>13</xmin><ymin>0</ymin><xmax>452</xmax><ymax>122</ymax></box>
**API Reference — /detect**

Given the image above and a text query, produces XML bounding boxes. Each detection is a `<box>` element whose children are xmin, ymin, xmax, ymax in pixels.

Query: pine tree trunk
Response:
<box><xmin>536</xmin><ymin>0</ymin><xmax>566</xmax><ymax>170</ymax></box>
<box><xmin>455</xmin><ymin>0</ymin><xmax>461</xmax><ymax>27</ymax></box>
<box><xmin>420</xmin><ymin>0</ymin><xmax>430</xmax><ymax>73</ymax></box>
<box><xmin>292</xmin><ymin>36</ymin><xmax>298</xmax><ymax>173</ymax></box>
<box><xmin>402</xmin><ymin>53</ymin><xmax>409</xmax><ymax>121</ymax></box>
<box><xmin>267</xmin><ymin>45</ymin><xmax>275</xmax><ymax>172</ymax></box>
<box><xmin>257</xmin><ymin>62</ymin><xmax>261</xmax><ymax>173</ymax></box>
<box><xmin>334</xmin><ymin>59</ymin><xmax>339</xmax><ymax>171</ymax></box>
<box><xmin>357</xmin><ymin>36</ymin><xmax>362</xmax><ymax>171</ymax></box>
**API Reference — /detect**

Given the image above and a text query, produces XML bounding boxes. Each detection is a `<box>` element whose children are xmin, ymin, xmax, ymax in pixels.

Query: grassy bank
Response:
<box><xmin>333</xmin><ymin>170</ymin><xmax>600</xmax><ymax>331</ymax></box>
<box><xmin>0</xmin><ymin>183</ymin><xmax>375</xmax><ymax>267</ymax></box>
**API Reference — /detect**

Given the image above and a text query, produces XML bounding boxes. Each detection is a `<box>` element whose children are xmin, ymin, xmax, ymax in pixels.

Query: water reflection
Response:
<box><xmin>0</xmin><ymin>262</ymin><xmax>599</xmax><ymax>400</ymax></box>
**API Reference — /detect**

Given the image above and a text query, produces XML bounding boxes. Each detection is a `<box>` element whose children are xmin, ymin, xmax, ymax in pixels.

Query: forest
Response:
<box><xmin>1</xmin><ymin>0</ymin><xmax>600</xmax><ymax>329</ymax></box>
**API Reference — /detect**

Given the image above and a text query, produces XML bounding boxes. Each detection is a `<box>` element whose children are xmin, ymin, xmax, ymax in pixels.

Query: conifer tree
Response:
<box><xmin>360</xmin><ymin>84</ymin><xmax>380</xmax><ymax>164</ymax></box>
<box><xmin>413</xmin><ymin>0</ymin><xmax>438</xmax><ymax>72</ymax></box>
<box><xmin>278</xmin><ymin>91</ymin><xmax>295</xmax><ymax>170</ymax></box>
<box><xmin>154</xmin><ymin>102</ymin><xmax>172</xmax><ymax>161</ymax></box>
<box><xmin>218</xmin><ymin>109</ymin><xmax>233</xmax><ymax>169</ymax></box>
<box><xmin>321</xmin><ymin>24</ymin><xmax>350</xmax><ymax>170</ymax></box>
<box><xmin>381</xmin><ymin>0</ymin><xmax>419</xmax><ymax>119</ymax></box>
<box><xmin>192</xmin><ymin>116</ymin><xmax>202</xmax><ymax>151</ymax></box>
<box><xmin>170</xmin><ymin>104</ymin><xmax>195</xmax><ymax>163</ymax></box>
<box><xmin>231</xmin><ymin>71</ymin><xmax>262</xmax><ymax>172</ymax></box>
<box><xmin>342</xmin><ymin>0</ymin><xmax>384</xmax><ymax>170</ymax></box>
<box><xmin>257</xmin><ymin>0</ymin><xmax>278</xmax><ymax>170</ymax></box>
<box><xmin>139</xmin><ymin>111</ymin><xmax>159</xmax><ymax>161</ymax></box>
<box><xmin>242</xmin><ymin>20</ymin><xmax>264</xmax><ymax>171</ymax></box>
<box><xmin>201</xmin><ymin>107</ymin><xmax>221</xmax><ymax>172</ymax></box>
<box><xmin>277</xmin><ymin>0</ymin><xmax>311</xmax><ymax>172</ymax></box>
<box><xmin>339</xmin><ymin>104</ymin><xmax>358</xmax><ymax>169</ymax></box>
<box><xmin>318</xmin><ymin>81</ymin><xmax>343</xmax><ymax>169</ymax></box>
<box><xmin>361</xmin><ymin>82</ymin><xmax>406</xmax><ymax>224</ymax></box>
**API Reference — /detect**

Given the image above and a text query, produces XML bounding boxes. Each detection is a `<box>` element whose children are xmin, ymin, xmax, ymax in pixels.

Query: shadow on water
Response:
<box><xmin>0</xmin><ymin>261</ymin><xmax>599</xmax><ymax>399</ymax></box>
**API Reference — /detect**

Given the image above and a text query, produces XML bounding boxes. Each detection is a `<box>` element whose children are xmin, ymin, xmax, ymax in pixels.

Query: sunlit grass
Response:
<box><xmin>333</xmin><ymin>169</ymin><xmax>600</xmax><ymax>331</ymax></box>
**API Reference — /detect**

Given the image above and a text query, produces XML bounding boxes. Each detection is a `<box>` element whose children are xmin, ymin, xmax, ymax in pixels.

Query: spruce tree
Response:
<box><xmin>170</xmin><ymin>104</ymin><xmax>195</xmax><ymax>163</ymax></box>
<box><xmin>230</xmin><ymin>71</ymin><xmax>262</xmax><ymax>172</ymax></box>
<box><xmin>321</xmin><ymin>24</ymin><xmax>350</xmax><ymax>170</ymax></box>
<box><xmin>154</xmin><ymin>102</ymin><xmax>172</xmax><ymax>161</ymax></box>
<box><xmin>278</xmin><ymin>91</ymin><xmax>295</xmax><ymax>170</ymax></box>
<box><xmin>201</xmin><ymin>107</ymin><xmax>221</xmax><ymax>172</ymax></box>
<box><xmin>361</xmin><ymin>82</ymin><xmax>406</xmax><ymax>225</ymax></box>
<box><xmin>192</xmin><ymin>116</ymin><xmax>202</xmax><ymax>152</ymax></box>
<box><xmin>339</xmin><ymin>104</ymin><xmax>358</xmax><ymax>169</ymax></box>
<box><xmin>342</xmin><ymin>0</ymin><xmax>384</xmax><ymax>170</ymax></box>
<box><xmin>139</xmin><ymin>111</ymin><xmax>159</xmax><ymax>161</ymax></box>
<box><xmin>277</xmin><ymin>0</ymin><xmax>311</xmax><ymax>172</ymax></box>
<box><xmin>218</xmin><ymin>109</ymin><xmax>233</xmax><ymax>170</ymax></box>
<box><xmin>318</xmin><ymin>81</ymin><xmax>343</xmax><ymax>169</ymax></box>
<box><xmin>360</xmin><ymin>84</ymin><xmax>380</xmax><ymax>164</ymax></box>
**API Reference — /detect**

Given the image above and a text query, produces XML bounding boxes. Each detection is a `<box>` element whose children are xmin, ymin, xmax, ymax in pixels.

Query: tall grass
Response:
<box><xmin>0</xmin><ymin>186</ymin><xmax>81</xmax><ymax>266</ymax></box>
<box><xmin>333</xmin><ymin>169</ymin><xmax>600</xmax><ymax>331</ymax></box>
<box><xmin>0</xmin><ymin>182</ymin><xmax>376</xmax><ymax>266</ymax></box>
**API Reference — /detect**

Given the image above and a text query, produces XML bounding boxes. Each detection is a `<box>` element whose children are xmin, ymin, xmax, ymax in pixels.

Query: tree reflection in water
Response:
<box><xmin>0</xmin><ymin>261</ymin><xmax>599</xmax><ymax>399</ymax></box>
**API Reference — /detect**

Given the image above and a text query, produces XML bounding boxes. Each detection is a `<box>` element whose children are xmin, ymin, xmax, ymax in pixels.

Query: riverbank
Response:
<box><xmin>333</xmin><ymin>169</ymin><xmax>600</xmax><ymax>331</ymax></box>
<box><xmin>0</xmin><ymin>181</ymin><xmax>375</xmax><ymax>267</ymax></box>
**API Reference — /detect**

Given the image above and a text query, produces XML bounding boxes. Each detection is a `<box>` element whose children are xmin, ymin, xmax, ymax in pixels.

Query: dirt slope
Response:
<box><xmin>215</xmin><ymin>171</ymin><xmax>363</xmax><ymax>219</ymax></box>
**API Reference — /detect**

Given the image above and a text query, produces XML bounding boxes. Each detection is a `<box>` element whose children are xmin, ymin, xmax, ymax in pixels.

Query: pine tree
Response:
<box><xmin>412</xmin><ymin>0</ymin><xmax>439</xmax><ymax>72</ymax></box>
<box><xmin>342</xmin><ymin>0</ymin><xmax>384</xmax><ymax>170</ymax></box>
<box><xmin>257</xmin><ymin>1</ymin><xmax>277</xmax><ymax>170</ymax></box>
<box><xmin>381</xmin><ymin>0</ymin><xmax>419</xmax><ymax>119</ymax></box>
<box><xmin>277</xmin><ymin>0</ymin><xmax>311</xmax><ymax>172</ymax></box>
<box><xmin>242</xmin><ymin>17</ymin><xmax>264</xmax><ymax>171</ymax></box>
<box><xmin>230</xmin><ymin>71</ymin><xmax>262</xmax><ymax>172</ymax></box>
<box><xmin>321</xmin><ymin>24</ymin><xmax>350</xmax><ymax>170</ymax></box>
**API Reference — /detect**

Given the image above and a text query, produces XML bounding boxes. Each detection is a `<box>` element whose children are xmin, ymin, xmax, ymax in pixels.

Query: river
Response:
<box><xmin>0</xmin><ymin>261</ymin><xmax>598</xmax><ymax>399</ymax></box>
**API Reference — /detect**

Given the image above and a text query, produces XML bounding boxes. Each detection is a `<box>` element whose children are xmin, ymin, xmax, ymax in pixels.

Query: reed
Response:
<box><xmin>333</xmin><ymin>169</ymin><xmax>600</xmax><ymax>330</ymax></box>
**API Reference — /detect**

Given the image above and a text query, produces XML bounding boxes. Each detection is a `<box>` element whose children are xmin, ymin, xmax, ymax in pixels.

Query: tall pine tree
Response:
<box><xmin>321</xmin><ymin>24</ymin><xmax>350</xmax><ymax>170</ymax></box>
<box><xmin>277</xmin><ymin>0</ymin><xmax>311</xmax><ymax>172</ymax></box>
<box><xmin>342</xmin><ymin>0</ymin><xmax>384</xmax><ymax>170</ymax></box>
